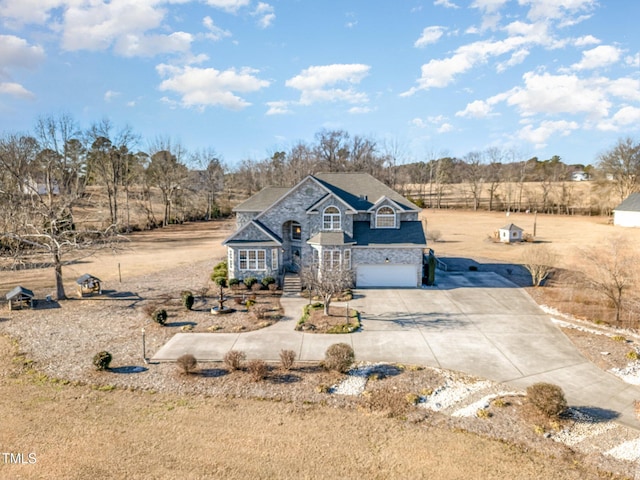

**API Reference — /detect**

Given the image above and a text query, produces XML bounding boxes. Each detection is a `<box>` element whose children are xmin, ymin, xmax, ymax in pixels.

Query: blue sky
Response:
<box><xmin>0</xmin><ymin>0</ymin><xmax>638</xmax><ymax>167</ymax></box>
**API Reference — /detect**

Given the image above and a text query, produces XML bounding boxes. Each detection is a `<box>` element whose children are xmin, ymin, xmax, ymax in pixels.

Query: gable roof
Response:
<box><xmin>222</xmin><ymin>219</ymin><xmax>282</xmax><ymax>246</ymax></box>
<box><xmin>500</xmin><ymin>223</ymin><xmax>523</xmax><ymax>232</ymax></box>
<box><xmin>614</xmin><ymin>193</ymin><xmax>640</xmax><ymax>212</ymax></box>
<box><xmin>313</xmin><ymin>173</ymin><xmax>418</xmax><ymax>212</ymax></box>
<box><xmin>233</xmin><ymin>187</ymin><xmax>291</xmax><ymax>213</ymax></box>
<box><xmin>6</xmin><ymin>286</ymin><xmax>34</xmax><ymax>300</ymax></box>
<box><xmin>307</xmin><ymin>231</ymin><xmax>356</xmax><ymax>246</ymax></box>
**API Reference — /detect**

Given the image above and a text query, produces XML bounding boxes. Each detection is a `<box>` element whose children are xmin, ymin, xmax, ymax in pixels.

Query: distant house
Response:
<box><xmin>613</xmin><ymin>193</ymin><xmax>640</xmax><ymax>227</ymax></box>
<box><xmin>571</xmin><ymin>171</ymin><xmax>589</xmax><ymax>182</ymax></box>
<box><xmin>499</xmin><ymin>224</ymin><xmax>523</xmax><ymax>243</ymax></box>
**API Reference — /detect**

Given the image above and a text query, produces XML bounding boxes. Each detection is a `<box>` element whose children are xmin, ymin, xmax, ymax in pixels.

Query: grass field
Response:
<box><xmin>1</xmin><ymin>209</ymin><xmax>639</xmax><ymax>479</ymax></box>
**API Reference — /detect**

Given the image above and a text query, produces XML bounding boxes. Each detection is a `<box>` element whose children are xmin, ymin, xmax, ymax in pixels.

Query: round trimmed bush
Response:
<box><xmin>177</xmin><ymin>353</ymin><xmax>198</xmax><ymax>374</ymax></box>
<box><xmin>526</xmin><ymin>382</ymin><xmax>567</xmax><ymax>418</ymax></box>
<box><xmin>152</xmin><ymin>308</ymin><xmax>168</xmax><ymax>325</ymax></box>
<box><xmin>93</xmin><ymin>351</ymin><xmax>112</xmax><ymax>371</ymax></box>
<box><xmin>324</xmin><ymin>343</ymin><xmax>355</xmax><ymax>373</ymax></box>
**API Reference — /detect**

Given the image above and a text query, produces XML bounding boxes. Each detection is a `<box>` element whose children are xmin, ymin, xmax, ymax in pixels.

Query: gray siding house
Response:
<box><xmin>222</xmin><ymin>173</ymin><xmax>427</xmax><ymax>287</ymax></box>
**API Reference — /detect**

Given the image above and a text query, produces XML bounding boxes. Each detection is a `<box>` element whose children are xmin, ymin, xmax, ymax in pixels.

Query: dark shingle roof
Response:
<box><xmin>233</xmin><ymin>187</ymin><xmax>291</xmax><ymax>212</ymax></box>
<box><xmin>353</xmin><ymin>221</ymin><xmax>426</xmax><ymax>246</ymax></box>
<box><xmin>313</xmin><ymin>173</ymin><xmax>417</xmax><ymax>211</ymax></box>
<box><xmin>614</xmin><ymin>193</ymin><xmax>640</xmax><ymax>212</ymax></box>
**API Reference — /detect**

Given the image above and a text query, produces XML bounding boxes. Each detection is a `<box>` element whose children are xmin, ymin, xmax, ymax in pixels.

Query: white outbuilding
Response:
<box><xmin>613</xmin><ymin>193</ymin><xmax>640</xmax><ymax>227</ymax></box>
<box><xmin>499</xmin><ymin>224</ymin><xmax>523</xmax><ymax>243</ymax></box>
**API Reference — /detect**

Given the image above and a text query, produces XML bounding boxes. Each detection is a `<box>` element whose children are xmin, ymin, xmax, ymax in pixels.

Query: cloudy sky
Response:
<box><xmin>0</xmin><ymin>0</ymin><xmax>638</xmax><ymax>166</ymax></box>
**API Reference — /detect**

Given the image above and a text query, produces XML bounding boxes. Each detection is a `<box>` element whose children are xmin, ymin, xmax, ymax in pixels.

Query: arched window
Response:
<box><xmin>323</xmin><ymin>206</ymin><xmax>341</xmax><ymax>230</ymax></box>
<box><xmin>376</xmin><ymin>206</ymin><xmax>396</xmax><ymax>228</ymax></box>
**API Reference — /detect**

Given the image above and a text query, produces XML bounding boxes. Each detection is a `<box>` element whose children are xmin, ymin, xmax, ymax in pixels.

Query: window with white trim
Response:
<box><xmin>375</xmin><ymin>206</ymin><xmax>396</xmax><ymax>228</ymax></box>
<box><xmin>291</xmin><ymin>222</ymin><xmax>302</xmax><ymax>240</ymax></box>
<box><xmin>271</xmin><ymin>248</ymin><xmax>279</xmax><ymax>270</ymax></box>
<box><xmin>323</xmin><ymin>206</ymin><xmax>341</xmax><ymax>230</ymax></box>
<box><xmin>323</xmin><ymin>249</ymin><xmax>341</xmax><ymax>270</ymax></box>
<box><xmin>238</xmin><ymin>249</ymin><xmax>266</xmax><ymax>270</ymax></box>
<box><xmin>343</xmin><ymin>249</ymin><xmax>351</xmax><ymax>269</ymax></box>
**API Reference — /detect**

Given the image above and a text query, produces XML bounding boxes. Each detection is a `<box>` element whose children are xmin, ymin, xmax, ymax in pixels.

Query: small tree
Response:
<box><xmin>279</xmin><ymin>349</ymin><xmax>296</xmax><ymax>371</ymax></box>
<box><xmin>521</xmin><ymin>245</ymin><xmax>556</xmax><ymax>287</ymax></box>
<box><xmin>181</xmin><ymin>290</ymin><xmax>194</xmax><ymax>310</ymax></box>
<box><xmin>302</xmin><ymin>262</ymin><xmax>354</xmax><ymax>315</ymax></box>
<box><xmin>93</xmin><ymin>351</ymin><xmax>112</xmax><ymax>371</ymax></box>
<box><xmin>578</xmin><ymin>236</ymin><xmax>637</xmax><ymax>324</ymax></box>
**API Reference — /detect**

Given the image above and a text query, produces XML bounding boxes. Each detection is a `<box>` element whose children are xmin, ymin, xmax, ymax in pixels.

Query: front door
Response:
<box><xmin>290</xmin><ymin>246</ymin><xmax>301</xmax><ymax>272</ymax></box>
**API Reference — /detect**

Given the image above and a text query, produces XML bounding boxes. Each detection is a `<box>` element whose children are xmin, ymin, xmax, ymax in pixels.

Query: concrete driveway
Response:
<box><xmin>152</xmin><ymin>271</ymin><xmax>640</xmax><ymax>427</ymax></box>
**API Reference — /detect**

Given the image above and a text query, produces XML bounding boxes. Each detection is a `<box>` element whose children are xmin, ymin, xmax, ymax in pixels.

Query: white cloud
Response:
<box><xmin>348</xmin><ymin>106</ymin><xmax>372</xmax><ymax>114</ymax></box>
<box><xmin>499</xmin><ymin>71</ymin><xmax>611</xmax><ymax>119</ymax></box>
<box><xmin>116</xmin><ymin>32</ymin><xmax>193</xmax><ymax>57</ymax></box>
<box><xmin>574</xmin><ymin>34</ymin><xmax>600</xmax><ymax>47</ymax></box>
<box><xmin>0</xmin><ymin>34</ymin><xmax>45</xmax><ymax>71</ymax></box>
<box><xmin>0</xmin><ymin>82</ymin><xmax>35</xmax><ymax>99</ymax></box>
<box><xmin>411</xmin><ymin>115</ymin><xmax>452</xmax><ymax>133</ymax></box>
<box><xmin>104</xmin><ymin>90</ymin><xmax>120</xmax><ymax>102</ymax></box>
<box><xmin>518</xmin><ymin>120</ymin><xmax>579</xmax><ymax>147</ymax></box>
<box><xmin>571</xmin><ymin>45</ymin><xmax>622</xmax><ymax>70</ymax></box>
<box><xmin>597</xmin><ymin>106</ymin><xmax>640</xmax><ymax>131</ymax></box>
<box><xmin>414</xmin><ymin>26</ymin><xmax>445</xmax><ymax>48</ymax></box>
<box><xmin>157</xmin><ymin>64</ymin><xmax>270</xmax><ymax>110</ymax></box>
<box><xmin>434</xmin><ymin>0</ymin><xmax>459</xmax><ymax>8</ymax></box>
<box><xmin>625</xmin><ymin>53</ymin><xmax>640</xmax><ymax>68</ymax></box>
<box><xmin>265</xmin><ymin>100</ymin><xmax>292</xmax><ymax>115</ymax></box>
<box><xmin>456</xmin><ymin>99</ymin><xmax>493</xmax><ymax>118</ymax></box>
<box><xmin>438</xmin><ymin>123</ymin><xmax>454</xmax><ymax>133</ymax></box>
<box><xmin>285</xmin><ymin>64</ymin><xmax>370</xmax><ymax>106</ymax></box>
<box><xmin>520</xmin><ymin>0</ymin><xmax>597</xmax><ymax>21</ymax></box>
<box><xmin>472</xmin><ymin>0</ymin><xmax>508</xmax><ymax>12</ymax></box>
<box><xmin>252</xmin><ymin>2</ymin><xmax>275</xmax><ymax>28</ymax></box>
<box><xmin>606</xmin><ymin>78</ymin><xmax>640</xmax><ymax>101</ymax></box>
<box><xmin>497</xmin><ymin>48</ymin><xmax>529</xmax><ymax>72</ymax></box>
<box><xmin>205</xmin><ymin>0</ymin><xmax>251</xmax><ymax>13</ymax></box>
<box><xmin>203</xmin><ymin>16</ymin><xmax>232</xmax><ymax>41</ymax></box>
<box><xmin>0</xmin><ymin>0</ymin><xmax>64</xmax><ymax>27</ymax></box>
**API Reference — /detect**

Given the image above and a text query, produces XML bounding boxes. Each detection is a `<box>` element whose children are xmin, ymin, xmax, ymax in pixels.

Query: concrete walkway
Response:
<box><xmin>152</xmin><ymin>271</ymin><xmax>640</xmax><ymax>428</ymax></box>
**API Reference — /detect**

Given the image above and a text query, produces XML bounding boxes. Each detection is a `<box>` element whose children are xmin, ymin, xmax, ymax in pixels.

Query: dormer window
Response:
<box><xmin>291</xmin><ymin>222</ymin><xmax>302</xmax><ymax>241</ymax></box>
<box><xmin>323</xmin><ymin>206</ymin><xmax>341</xmax><ymax>230</ymax></box>
<box><xmin>376</xmin><ymin>206</ymin><xmax>396</xmax><ymax>228</ymax></box>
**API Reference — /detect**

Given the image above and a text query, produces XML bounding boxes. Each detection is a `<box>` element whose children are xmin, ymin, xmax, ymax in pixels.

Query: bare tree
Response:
<box><xmin>521</xmin><ymin>245</ymin><xmax>556</xmax><ymax>287</ymax></box>
<box><xmin>146</xmin><ymin>138</ymin><xmax>189</xmax><ymax>227</ymax></box>
<box><xmin>598</xmin><ymin>137</ymin><xmax>640</xmax><ymax>203</ymax></box>
<box><xmin>301</xmin><ymin>260</ymin><xmax>354</xmax><ymax>316</ymax></box>
<box><xmin>485</xmin><ymin>147</ymin><xmax>504</xmax><ymax>211</ymax></box>
<box><xmin>463</xmin><ymin>151</ymin><xmax>484</xmax><ymax>211</ymax></box>
<box><xmin>0</xmin><ymin>121</ymin><xmax>118</xmax><ymax>300</ymax></box>
<box><xmin>578</xmin><ymin>236</ymin><xmax>637</xmax><ymax>324</ymax></box>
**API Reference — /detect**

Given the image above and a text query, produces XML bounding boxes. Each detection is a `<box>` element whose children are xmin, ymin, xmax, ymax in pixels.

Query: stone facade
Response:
<box><xmin>223</xmin><ymin>174</ymin><xmax>427</xmax><ymax>287</ymax></box>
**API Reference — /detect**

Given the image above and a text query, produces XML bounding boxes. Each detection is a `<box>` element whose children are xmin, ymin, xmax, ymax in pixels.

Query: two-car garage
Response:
<box><xmin>355</xmin><ymin>264</ymin><xmax>418</xmax><ymax>288</ymax></box>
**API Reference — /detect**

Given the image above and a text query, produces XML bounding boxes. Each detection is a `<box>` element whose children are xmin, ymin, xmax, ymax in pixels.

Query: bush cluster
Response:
<box><xmin>324</xmin><ymin>343</ymin><xmax>355</xmax><ymax>373</ymax></box>
<box><xmin>224</xmin><ymin>350</ymin><xmax>246</xmax><ymax>371</ymax></box>
<box><xmin>279</xmin><ymin>349</ymin><xmax>296</xmax><ymax>371</ymax></box>
<box><xmin>526</xmin><ymin>382</ymin><xmax>567</xmax><ymax>418</ymax></box>
<box><xmin>152</xmin><ymin>308</ymin><xmax>168</xmax><ymax>325</ymax></box>
<box><xmin>177</xmin><ymin>353</ymin><xmax>198</xmax><ymax>374</ymax></box>
<box><xmin>228</xmin><ymin>278</ymin><xmax>240</xmax><ymax>287</ymax></box>
<box><xmin>247</xmin><ymin>359</ymin><xmax>268</xmax><ymax>381</ymax></box>
<box><xmin>93</xmin><ymin>351</ymin><xmax>112</xmax><ymax>371</ymax></box>
<box><xmin>261</xmin><ymin>276</ymin><xmax>276</xmax><ymax>287</ymax></box>
<box><xmin>243</xmin><ymin>277</ymin><xmax>258</xmax><ymax>288</ymax></box>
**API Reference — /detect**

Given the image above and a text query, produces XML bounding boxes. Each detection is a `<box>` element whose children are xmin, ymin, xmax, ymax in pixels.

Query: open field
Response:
<box><xmin>1</xmin><ymin>212</ymin><xmax>640</xmax><ymax>478</ymax></box>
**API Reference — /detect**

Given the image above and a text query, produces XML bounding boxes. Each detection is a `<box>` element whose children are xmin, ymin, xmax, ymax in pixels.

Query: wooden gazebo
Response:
<box><xmin>76</xmin><ymin>274</ymin><xmax>102</xmax><ymax>297</ymax></box>
<box><xmin>6</xmin><ymin>286</ymin><xmax>35</xmax><ymax>310</ymax></box>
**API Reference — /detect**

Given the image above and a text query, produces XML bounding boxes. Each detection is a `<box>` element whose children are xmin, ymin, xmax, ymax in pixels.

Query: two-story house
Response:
<box><xmin>222</xmin><ymin>172</ymin><xmax>427</xmax><ymax>287</ymax></box>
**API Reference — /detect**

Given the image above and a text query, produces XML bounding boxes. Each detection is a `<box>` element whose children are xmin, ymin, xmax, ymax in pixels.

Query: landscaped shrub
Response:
<box><xmin>261</xmin><ymin>276</ymin><xmax>276</xmax><ymax>287</ymax></box>
<box><xmin>243</xmin><ymin>277</ymin><xmax>257</xmax><ymax>288</ymax></box>
<box><xmin>228</xmin><ymin>278</ymin><xmax>240</xmax><ymax>288</ymax></box>
<box><xmin>245</xmin><ymin>299</ymin><xmax>255</xmax><ymax>308</ymax></box>
<box><xmin>324</xmin><ymin>343</ymin><xmax>355</xmax><ymax>373</ymax></box>
<box><xmin>176</xmin><ymin>353</ymin><xmax>198</xmax><ymax>374</ymax></box>
<box><xmin>247</xmin><ymin>359</ymin><xmax>268</xmax><ymax>381</ymax></box>
<box><xmin>93</xmin><ymin>351</ymin><xmax>112</xmax><ymax>371</ymax></box>
<box><xmin>252</xmin><ymin>304</ymin><xmax>268</xmax><ymax>320</ymax></box>
<box><xmin>212</xmin><ymin>275</ymin><xmax>227</xmax><ymax>288</ymax></box>
<box><xmin>212</xmin><ymin>260</ymin><xmax>228</xmax><ymax>278</ymax></box>
<box><xmin>626</xmin><ymin>350</ymin><xmax>639</xmax><ymax>360</ymax></box>
<box><xmin>365</xmin><ymin>386</ymin><xmax>412</xmax><ymax>418</ymax></box>
<box><xmin>181</xmin><ymin>290</ymin><xmax>194</xmax><ymax>310</ymax></box>
<box><xmin>526</xmin><ymin>382</ymin><xmax>567</xmax><ymax>418</ymax></box>
<box><xmin>224</xmin><ymin>350</ymin><xmax>246</xmax><ymax>371</ymax></box>
<box><xmin>152</xmin><ymin>308</ymin><xmax>168</xmax><ymax>325</ymax></box>
<box><xmin>279</xmin><ymin>349</ymin><xmax>296</xmax><ymax>371</ymax></box>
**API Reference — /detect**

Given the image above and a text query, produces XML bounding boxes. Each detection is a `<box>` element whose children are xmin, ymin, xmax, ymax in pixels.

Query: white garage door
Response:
<box><xmin>356</xmin><ymin>264</ymin><xmax>418</xmax><ymax>287</ymax></box>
